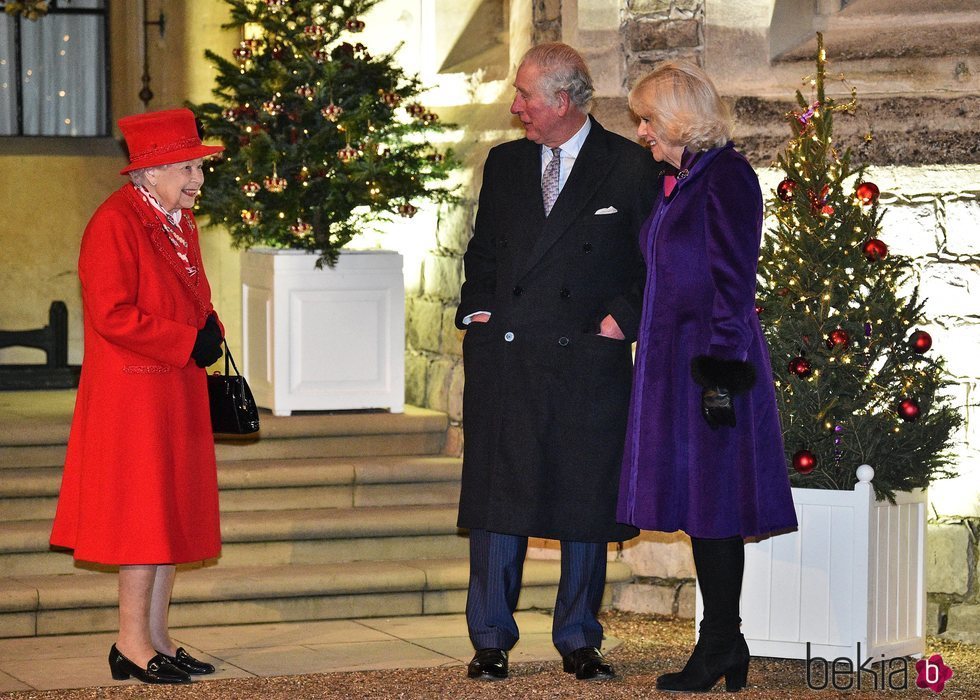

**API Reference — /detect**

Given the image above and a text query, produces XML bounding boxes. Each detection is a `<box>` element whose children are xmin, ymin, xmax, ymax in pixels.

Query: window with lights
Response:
<box><xmin>0</xmin><ymin>0</ymin><xmax>108</xmax><ymax>136</ymax></box>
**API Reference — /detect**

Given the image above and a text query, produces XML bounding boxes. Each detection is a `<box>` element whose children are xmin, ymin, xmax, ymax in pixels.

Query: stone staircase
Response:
<box><xmin>0</xmin><ymin>391</ymin><xmax>631</xmax><ymax>638</ymax></box>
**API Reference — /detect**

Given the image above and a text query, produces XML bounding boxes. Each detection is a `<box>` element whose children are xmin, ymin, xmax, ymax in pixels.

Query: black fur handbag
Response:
<box><xmin>207</xmin><ymin>341</ymin><xmax>259</xmax><ymax>434</ymax></box>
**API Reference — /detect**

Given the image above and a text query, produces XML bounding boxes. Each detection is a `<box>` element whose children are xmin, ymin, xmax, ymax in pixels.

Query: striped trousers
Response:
<box><xmin>465</xmin><ymin>528</ymin><xmax>607</xmax><ymax>656</ymax></box>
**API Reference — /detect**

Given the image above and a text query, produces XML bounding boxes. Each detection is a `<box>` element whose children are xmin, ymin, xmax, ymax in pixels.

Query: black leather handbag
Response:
<box><xmin>207</xmin><ymin>341</ymin><xmax>260</xmax><ymax>434</ymax></box>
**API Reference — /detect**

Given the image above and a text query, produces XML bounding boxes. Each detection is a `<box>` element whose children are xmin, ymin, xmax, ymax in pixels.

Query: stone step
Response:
<box><xmin>0</xmin><ymin>558</ymin><xmax>634</xmax><ymax>638</ymax></box>
<box><xmin>0</xmin><ymin>504</ymin><xmax>467</xmax><ymax>576</ymax></box>
<box><xmin>0</xmin><ymin>403</ymin><xmax>449</xmax><ymax>469</ymax></box>
<box><xmin>0</xmin><ymin>456</ymin><xmax>463</xmax><ymax>521</ymax></box>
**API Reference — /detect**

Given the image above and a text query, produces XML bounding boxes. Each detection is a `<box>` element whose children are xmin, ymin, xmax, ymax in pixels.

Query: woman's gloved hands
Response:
<box><xmin>192</xmin><ymin>315</ymin><xmax>223</xmax><ymax>368</ymax></box>
<box><xmin>701</xmin><ymin>385</ymin><xmax>736</xmax><ymax>429</ymax></box>
<box><xmin>691</xmin><ymin>355</ymin><xmax>757</xmax><ymax>431</ymax></box>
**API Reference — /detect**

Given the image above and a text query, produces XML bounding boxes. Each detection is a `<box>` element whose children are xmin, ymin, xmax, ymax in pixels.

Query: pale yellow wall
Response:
<box><xmin>0</xmin><ymin>1</ymin><xmax>237</xmax><ymax>364</ymax></box>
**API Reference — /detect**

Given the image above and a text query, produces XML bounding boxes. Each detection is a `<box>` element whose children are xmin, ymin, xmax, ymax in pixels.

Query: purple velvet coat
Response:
<box><xmin>616</xmin><ymin>143</ymin><xmax>798</xmax><ymax>540</ymax></box>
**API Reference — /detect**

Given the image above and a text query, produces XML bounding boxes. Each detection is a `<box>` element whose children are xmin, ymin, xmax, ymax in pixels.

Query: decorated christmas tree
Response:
<box><xmin>191</xmin><ymin>0</ymin><xmax>456</xmax><ymax>268</ymax></box>
<box><xmin>757</xmin><ymin>34</ymin><xmax>962</xmax><ymax>501</ymax></box>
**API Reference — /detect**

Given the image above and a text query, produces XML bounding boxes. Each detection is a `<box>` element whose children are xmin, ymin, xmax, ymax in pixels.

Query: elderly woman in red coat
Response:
<box><xmin>617</xmin><ymin>63</ymin><xmax>798</xmax><ymax>692</ymax></box>
<box><xmin>50</xmin><ymin>108</ymin><xmax>225</xmax><ymax>685</ymax></box>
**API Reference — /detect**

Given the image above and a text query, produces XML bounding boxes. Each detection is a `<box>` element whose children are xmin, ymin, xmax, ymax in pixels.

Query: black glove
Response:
<box><xmin>191</xmin><ymin>315</ymin><xmax>223</xmax><ymax>368</ymax></box>
<box><xmin>701</xmin><ymin>385</ymin><xmax>736</xmax><ymax>429</ymax></box>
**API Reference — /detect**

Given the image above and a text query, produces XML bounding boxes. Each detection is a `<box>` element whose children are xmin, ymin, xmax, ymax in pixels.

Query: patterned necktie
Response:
<box><xmin>541</xmin><ymin>147</ymin><xmax>561</xmax><ymax>216</ymax></box>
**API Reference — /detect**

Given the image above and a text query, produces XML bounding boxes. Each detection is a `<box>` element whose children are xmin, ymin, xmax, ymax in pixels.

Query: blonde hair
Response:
<box><xmin>629</xmin><ymin>61</ymin><xmax>732</xmax><ymax>151</ymax></box>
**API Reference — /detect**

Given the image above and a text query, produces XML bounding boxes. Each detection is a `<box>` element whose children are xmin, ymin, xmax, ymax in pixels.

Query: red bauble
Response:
<box><xmin>910</xmin><ymin>330</ymin><xmax>933</xmax><ymax>353</ymax></box>
<box><xmin>898</xmin><ymin>398</ymin><xmax>921</xmax><ymax>422</ymax></box>
<box><xmin>826</xmin><ymin>329</ymin><xmax>850</xmax><ymax>350</ymax></box>
<box><xmin>755</xmin><ymin>305</ymin><xmax>764</xmax><ymax>315</ymax></box>
<box><xmin>855</xmin><ymin>181</ymin><xmax>880</xmax><ymax>205</ymax></box>
<box><xmin>776</xmin><ymin>178</ymin><xmax>796</xmax><ymax>202</ymax></box>
<box><xmin>821</xmin><ymin>204</ymin><xmax>835</xmax><ymax>216</ymax></box>
<box><xmin>788</xmin><ymin>357</ymin><xmax>812</xmax><ymax>377</ymax></box>
<box><xmin>776</xmin><ymin>287</ymin><xmax>790</xmax><ymax>297</ymax></box>
<box><xmin>793</xmin><ymin>449</ymin><xmax>817</xmax><ymax>475</ymax></box>
<box><xmin>862</xmin><ymin>239</ymin><xmax>889</xmax><ymax>262</ymax></box>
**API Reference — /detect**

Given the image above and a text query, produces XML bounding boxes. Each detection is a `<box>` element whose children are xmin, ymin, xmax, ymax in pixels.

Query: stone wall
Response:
<box><xmin>623</xmin><ymin>0</ymin><xmax>705</xmax><ymax>85</ymax></box>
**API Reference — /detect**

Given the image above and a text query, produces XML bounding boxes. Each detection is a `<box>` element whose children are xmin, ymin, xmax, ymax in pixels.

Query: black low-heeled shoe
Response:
<box><xmin>157</xmin><ymin>646</ymin><xmax>216</xmax><ymax>675</ymax></box>
<box><xmin>108</xmin><ymin>644</ymin><xmax>191</xmax><ymax>684</ymax></box>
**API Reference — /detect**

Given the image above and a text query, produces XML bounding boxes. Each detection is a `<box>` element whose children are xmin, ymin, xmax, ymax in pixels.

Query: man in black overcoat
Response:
<box><xmin>456</xmin><ymin>42</ymin><xmax>660</xmax><ymax>681</ymax></box>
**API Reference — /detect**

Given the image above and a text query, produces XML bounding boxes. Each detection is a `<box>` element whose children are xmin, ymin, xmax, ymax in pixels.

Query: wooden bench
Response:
<box><xmin>0</xmin><ymin>302</ymin><xmax>80</xmax><ymax>390</ymax></box>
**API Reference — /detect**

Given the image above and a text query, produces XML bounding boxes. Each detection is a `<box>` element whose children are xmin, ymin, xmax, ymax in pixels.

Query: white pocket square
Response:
<box><xmin>594</xmin><ymin>206</ymin><xmax>618</xmax><ymax>215</ymax></box>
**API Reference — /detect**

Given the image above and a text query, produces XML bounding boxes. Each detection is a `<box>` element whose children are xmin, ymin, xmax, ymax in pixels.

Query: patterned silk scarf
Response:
<box><xmin>135</xmin><ymin>185</ymin><xmax>198</xmax><ymax>277</ymax></box>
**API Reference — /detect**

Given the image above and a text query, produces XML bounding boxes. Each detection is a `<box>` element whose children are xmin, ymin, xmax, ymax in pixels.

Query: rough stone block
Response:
<box><xmin>436</xmin><ymin>201</ymin><xmax>475</xmax><ymax>255</ymax></box>
<box><xmin>533</xmin><ymin>21</ymin><xmax>561</xmax><ymax>45</ymax></box>
<box><xmin>407</xmin><ymin>299</ymin><xmax>445</xmax><ymax>354</ymax></box>
<box><xmin>927</xmin><ymin>599</ymin><xmax>941</xmax><ymax>636</ymax></box>
<box><xmin>612</xmin><ymin>582</ymin><xmax>676</xmax><ymax>616</ymax></box>
<box><xmin>926</xmin><ymin>522</ymin><xmax>970</xmax><ymax>596</ymax></box>
<box><xmin>626</xmin><ymin>49</ymin><xmax>702</xmax><ymax>87</ymax></box>
<box><xmin>405</xmin><ymin>352</ymin><xmax>429</xmax><ymax>408</ymax></box>
<box><xmin>878</xmin><ymin>200</ymin><xmax>943</xmax><ymax>258</ymax></box>
<box><xmin>441</xmin><ymin>307</ymin><xmax>464</xmax><ymax>357</ymax></box>
<box><xmin>672</xmin><ymin>0</ymin><xmax>702</xmax><ymax>14</ymax></box>
<box><xmin>620</xmin><ymin>531</ymin><xmax>695</xmax><ymax>578</ymax></box>
<box><xmin>629</xmin><ymin>0</ymin><xmax>671</xmax><ymax>16</ymax></box>
<box><xmin>627</xmin><ymin>19</ymin><xmax>700</xmax><ymax>52</ymax></box>
<box><xmin>943</xmin><ymin>603</ymin><xmax>980</xmax><ymax>644</ymax></box>
<box><xmin>918</xmin><ymin>262</ymin><xmax>980</xmax><ymax>318</ymax></box>
<box><xmin>676</xmin><ymin>581</ymin><xmax>696</xmax><ymax>619</ymax></box>
<box><xmin>945</xmin><ymin>197</ymin><xmax>980</xmax><ymax>256</ymax></box>
<box><xmin>423</xmin><ymin>254</ymin><xmax>462</xmax><ymax>302</ymax></box>
<box><xmin>448</xmin><ymin>360</ymin><xmax>465</xmax><ymax>423</ymax></box>
<box><xmin>925</xmin><ymin>323</ymin><xmax>980</xmax><ymax>380</ymax></box>
<box><xmin>534</xmin><ymin>0</ymin><xmax>561</xmax><ymax>23</ymax></box>
<box><xmin>443</xmin><ymin>424</ymin><xmax>464</xmax><ymax>457</ymax></box>
<box><xmin>426</xmin><ymin>357</ymin><xmax>462</xmax><ymax>415</ymax></box>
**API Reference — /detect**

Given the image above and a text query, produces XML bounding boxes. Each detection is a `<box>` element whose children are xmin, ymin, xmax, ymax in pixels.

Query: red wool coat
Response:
<box><xmin>50</xmin><ymin>183</ymin><xmax>222</xmax><ymax>565</ymax></box>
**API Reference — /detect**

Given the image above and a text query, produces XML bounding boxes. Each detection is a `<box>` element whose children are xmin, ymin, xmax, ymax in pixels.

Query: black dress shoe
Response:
<box><xmin>108</xmin><ymin>644</ymin><xmax>191</xmax><ymax>684</ymax></box>
<box><xmin>562</xmin><ymin>646</ymin><xmax>615</xmax><ymax>680</ymax></box>
<box><xmin>467</xmin><ymin>648</ymin><xmax>508</xmax><ymax>680</ymax></box>
<box><xmin>156</xmin><ymin>646</ymin><xmax>216</xmax><ymax>675</ymax></box>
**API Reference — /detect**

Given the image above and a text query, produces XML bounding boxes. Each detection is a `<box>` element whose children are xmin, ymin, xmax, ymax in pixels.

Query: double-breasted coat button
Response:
<box><xmin>513</xmin><ymin>285</ymin><xmax>524</xmax><ymax>296</ymax></box>
<box><xmin>504</xmin><ymin>331</ymin><xmax>515</xmax><ymax>342</ymax></box>
<box><xmin>558</xmin><ymin>336</ymin><xmax>570</xmax><ymax>347</ymax></box>
<box><xmin>498</xmin><ymin>236</ymin><xmax>508</xmax><ymax>247</ymax></box>
<box><xmin>582</xmin><ymin>242</ymin><xmax>593</xmax><ymax>253</ymax></box>
<box><xmin>560</xmin><ymin>288</ymin><xmax>571</xmax><ymax>299</ymax></box>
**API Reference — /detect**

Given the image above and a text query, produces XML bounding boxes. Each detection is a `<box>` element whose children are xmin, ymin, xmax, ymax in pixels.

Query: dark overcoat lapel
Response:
<box><xmin>516</xmin><ymin>117</ymin><xmax>614</xmax><ymax>282</ymax></box>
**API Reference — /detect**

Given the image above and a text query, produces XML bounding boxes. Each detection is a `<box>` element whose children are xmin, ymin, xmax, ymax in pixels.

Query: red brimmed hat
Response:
<box><xmin>118</xmin><ymin>108</ymin><xmax>224</xmax><ymax>175</ymax></box>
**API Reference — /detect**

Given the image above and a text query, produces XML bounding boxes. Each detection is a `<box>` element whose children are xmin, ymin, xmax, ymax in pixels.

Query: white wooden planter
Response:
<box><xmin>241</xmin><ymin>248</ymin><xmax>405</xmax><ymax>416</ymax></box>
<box><xmin>696</xmin><ymin>466</ymin><xmax>926</xmax><ymax>661</ymax></box>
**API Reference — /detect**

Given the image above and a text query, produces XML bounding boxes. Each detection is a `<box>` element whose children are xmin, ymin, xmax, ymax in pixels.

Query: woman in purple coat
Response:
<box><xmin>617</xmin><ymin>62</ymin><xmax>797</xmax><ymax>692</ymax></box>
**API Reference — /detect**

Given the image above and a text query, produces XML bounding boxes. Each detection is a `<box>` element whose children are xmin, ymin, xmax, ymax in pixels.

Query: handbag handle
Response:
<box><xmin>222</xmin><ymin>339</ymin><xmax>243</xmax><ymax>378</ymax></box>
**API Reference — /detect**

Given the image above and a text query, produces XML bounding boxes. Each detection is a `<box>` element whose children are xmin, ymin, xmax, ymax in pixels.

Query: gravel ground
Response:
<box><xmin>3</xmin><ymin>611</ymin><xmax>976</xmax><ymax>699</ymax></box>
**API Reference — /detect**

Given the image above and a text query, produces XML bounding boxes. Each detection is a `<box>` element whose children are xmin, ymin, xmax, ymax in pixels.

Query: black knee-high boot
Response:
<box><xmin>656</xmin><ymin>536</ymin><xmax>749</xmax><ymax>692</ymax></box>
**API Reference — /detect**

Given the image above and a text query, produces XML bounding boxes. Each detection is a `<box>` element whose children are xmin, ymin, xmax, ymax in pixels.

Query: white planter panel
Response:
<box><xmin>696</xmin><ymin>469</ymin><xmax>926</xmax><ymax>661</ymax></box>
<box><xmin>241</xmin><ymin>248</ymin><xmax>405</xmax><ymax>416</ymax></box>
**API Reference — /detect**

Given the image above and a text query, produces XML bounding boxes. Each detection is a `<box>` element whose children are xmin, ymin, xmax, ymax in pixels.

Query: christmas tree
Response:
<box><xmin>191</xmin><ymin>0</ymin><xmax>457</xmax><ymax>268</ymax></box>
<box><xmin>757</xmin><ymin>34</ymin><xmax>962</xmax><ymax>501</ymax></box>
